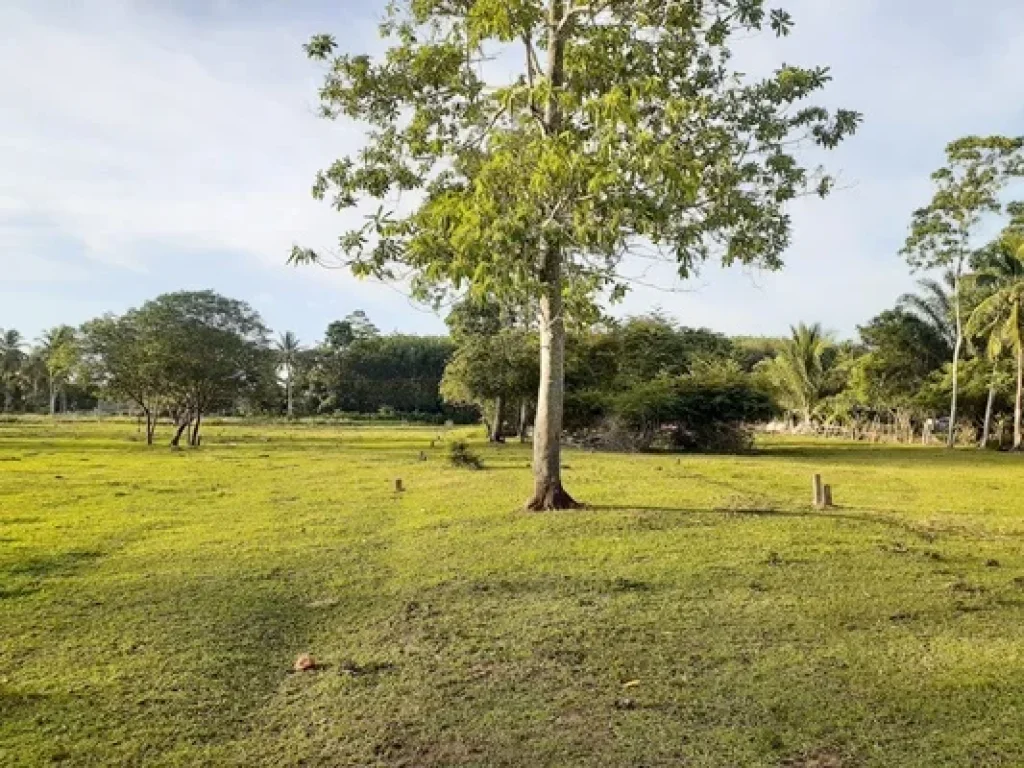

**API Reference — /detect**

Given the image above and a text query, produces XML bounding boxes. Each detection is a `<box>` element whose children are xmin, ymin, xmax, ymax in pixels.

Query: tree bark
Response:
<box><xmin>190</xmin><ymin>411</ymin><xmax>202</xmax><ymax>447</ymax></box>
<box><xmin>286</xmin><ymin>368</ymin><xmax>294</xmax><ymax>419</ymax></box>
<box><xmin>527</xmin><ymin>243</ymin><xmax>579</xmax><ymax>510</ymax></box>
<box><xmin>947</xmin><ymin>262</ymin><xmax>964</xmax><ymax>448</ymax></box>
<box><xmin>1015</xmin><ymin>345</ymin><xmax>1023</xmax><ymax>451</ymax></box>
<box><xmin>144</xmin><ymin>408</ymin><xmax>155</xmax><ymax>446</ymax></box>
<box><xmin>526</xmin><ymin>0</ymin><xmax>579</xmax><ymax>511</ymax></box>
<box><xmin>981</xmin><ymin>359</ymin><xmax>998</xmax><ymax>449</ymax></box>
<box><xmin>519</xmin><ymin>399</ymin><xmax>530</xmax><ymax>443</ymax></box>
<box><xmin>48</xmin><ymin>375</ymin><xmax>56</xmax><ymax>416</ymax></box>
<box><xmin>490</xmin><ymin>395</ymin><xmax>506</xmax><ymax>443</ymax></box>
<box><xmin>171</xmin><ymin>420</ymin><xmax>190</xmax><ymax>447</ymax></box>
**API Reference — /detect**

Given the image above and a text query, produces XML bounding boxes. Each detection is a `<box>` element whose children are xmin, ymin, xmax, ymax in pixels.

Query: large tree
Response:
<box><xmin>293</xmin><ymin>0</ymin><xmax>859</xmax><ymax>508</ymax></box>
<box><xmin>0</xmin><ymin>329</ymin><xmax>27</xmax><ymax>412</ymax></box>
<box><xmin>80</xmin><ymin>314</ymin><xmax>173</xmax><ymax>443</ymax></box>
<box><xmin>138</xmin><ymin>292</ymin><xmax>273</xmax><ymax>446</ymax></box>
<box><xmin>901</xmin><ymin>136</ymin><xmax>1024</xmax><ymax>447</ymax></box>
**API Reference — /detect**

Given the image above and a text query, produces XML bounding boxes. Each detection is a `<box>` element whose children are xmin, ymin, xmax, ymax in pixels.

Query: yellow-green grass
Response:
<box><xmin>3</xmin><ymin>420</ymin><xmax>1024</xmax><ymax>766</ymax></box>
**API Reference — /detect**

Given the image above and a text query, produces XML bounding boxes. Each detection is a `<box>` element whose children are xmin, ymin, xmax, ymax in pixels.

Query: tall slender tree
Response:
<box><xmin>37</xmin><ymin>325</ymin><xmax>78</xmax><ymax>415</ymax></box>
<box><xmin>276</xmin><ymin>331</ymin><xmax>303</xmax><ymax>419</ymax></box>
<box><xmin>293</xmin><ymin>0</ymin><xmax>859</xmax><ymax>508</ymax></box>
<box><xmin>901</xmin><ymin>136</ymin><xmax>1024</xmax><ymax>447</ymax></box>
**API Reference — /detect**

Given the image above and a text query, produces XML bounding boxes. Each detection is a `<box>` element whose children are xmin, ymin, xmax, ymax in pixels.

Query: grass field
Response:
<box><xmin>4</xmin><ymin>420</ymin><xmax>1024</xmax><ymax>766</ymax></box>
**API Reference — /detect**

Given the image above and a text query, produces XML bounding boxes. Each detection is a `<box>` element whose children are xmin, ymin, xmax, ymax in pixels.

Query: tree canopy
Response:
<box><xmin>294</xmin><ymin>0</ymin><xmax>859</xmax><ymax>507</ymax></box>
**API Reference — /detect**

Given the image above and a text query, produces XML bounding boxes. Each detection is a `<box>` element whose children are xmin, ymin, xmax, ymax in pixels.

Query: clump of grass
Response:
<box><xmin>448</xmin><ymin>440</ymin><xmax>483</xmax><ymax>469</ymax></box>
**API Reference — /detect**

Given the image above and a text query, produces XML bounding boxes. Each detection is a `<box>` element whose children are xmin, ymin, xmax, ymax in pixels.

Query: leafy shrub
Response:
<box><xmin>448</xmin><ymin>441</ymin><xmax>483</xmax><ymax>469</ymax></box>
<box><xmin>569</xmin><ymin>361</ymin><xmax>776</xmax><ymax>453</ymax></box>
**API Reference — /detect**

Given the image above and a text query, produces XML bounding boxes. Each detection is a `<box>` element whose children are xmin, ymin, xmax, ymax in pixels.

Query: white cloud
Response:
<box><xmin>2</xmin><ymin>0</ymin><xmax>1023</xmax><ymax>339</ymax></box>
<box><xmin>0</xmin><ymin>2</ymin><xmax>374</xmax><ymax>273</ymax></box>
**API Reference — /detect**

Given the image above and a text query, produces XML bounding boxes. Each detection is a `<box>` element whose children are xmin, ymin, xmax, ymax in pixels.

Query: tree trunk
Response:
<box><xmin>981</xmin><ymin>359</ymin><xmax>998</xmax><ymax>449</ymax></box>
<box><xmin>144</xmin><ymin>408</ymin><xmax>155</xmax><ymax>446</ymax></box>
<box><xmin>519</xmin><ymin>400</ymin><xmax>530</xmax><ymax>443</ymax></box>
<box><xmin>286</xmin><ymin>368</ymin><xmax>294</xmax><ymax>419</ymax></box>
<box><xmin>48</xmin><ymin>375</ymin><xmax>56</xmax><ymax>416</ymax></box>
<box><xmin>171</xmin><ymin>419</ymin><xmax>190</xmax><ymax>447</ymax></box>
<box><xmin>1015</xmin><ymin>346</ymin><xmax>1023</xmax><ymax>451</ymax></box>
<box><xmin>526</xmin><ymin>0</ymin><xmax>579</xmax><ymax>511</ymax></box>
<box><xmin>947</xmin><ymin>263</ymin><xmax>964</xmax><ymax>448</ymax></box>
<box><xmin>190</xmin><ymin>411</ymin><xmax>202</xmax><ymax>447</ymax></box>
<box><xmin>490</xmin><ymin>395</ymin><xmax>506</xmax><ymax>443</ymax></box>
<box><xmin>527</xmin><ymin>244</ymin><xmax>579</xmax><ymax>510</ymax></box>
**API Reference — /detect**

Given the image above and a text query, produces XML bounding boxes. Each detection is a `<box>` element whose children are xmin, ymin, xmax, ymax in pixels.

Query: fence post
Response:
<box><xmin>812</xmin><ymin>474</ymin><xmax>823</xmax><ymax>508</ymax></box>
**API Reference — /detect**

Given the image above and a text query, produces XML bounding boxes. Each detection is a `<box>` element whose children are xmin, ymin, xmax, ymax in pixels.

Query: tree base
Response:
<box><xmin>526</xmin><ymin>483</ymin><xmax>583</xmax><ymax>511</ymax></box>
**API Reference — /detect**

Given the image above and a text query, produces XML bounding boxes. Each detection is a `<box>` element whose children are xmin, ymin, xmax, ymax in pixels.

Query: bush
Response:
<box><xmin>448</xmin><ymin>441</ymin><xmax>483</xmax><ymax>469</ymax></box>
<box><xmin>568</xmin><ymin>362</ymin><xmax>776</xmax><ymax>454</ymax></box>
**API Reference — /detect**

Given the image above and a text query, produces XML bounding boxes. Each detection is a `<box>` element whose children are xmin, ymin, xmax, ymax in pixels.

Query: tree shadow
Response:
<box><xmin>755</xmin><ymin>443</ymin><xmax>1014</xmax><ymax>467</ymax></box>
<box><xmin>1</xmin><ymin>549</ymin><xmax>106</xmax><ymax>601</ymax></box>
<box><xmin>584</xmin><ymin>504</ymin><xmax>963</xmax><ymax>541</ymax></box>
<box><xmin>5</xmin><ymin>549</ymin><xmax>104</xmax><ymax>578</ymax></box>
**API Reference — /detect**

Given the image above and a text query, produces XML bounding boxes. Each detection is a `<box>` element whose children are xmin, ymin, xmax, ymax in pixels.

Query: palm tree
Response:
<box><xmin>968</xmin><ymin>236</ymin><xmax>1024</xmax><ymax>446</ymax></box>
<box><xmin>0</xmin><ymin>329</ymin><xmax>27</xmax><ymax>412</ymax></box>
<box><xmin>966</xmin><ymin>232</ymin><xmax>1024</xmax><ymax>450</ymax></box>
<box><xmin>275</xmin><ymin>331</ymin><xmax>303</xmax><ymax>419</ymax></box>
<box><xmin>899</xmin><ymin>271</ymin><xmax>960</xmax><ymax>445</ymax></box>
<box><xmin>898</xmin><ymin>272</ymin><xmax>956</xmax><ymax>356</ymax></box>
<box><xmin>764</xmin><ymin>322</ymin><xmax>835</xmax><ymax>428</ymax></box>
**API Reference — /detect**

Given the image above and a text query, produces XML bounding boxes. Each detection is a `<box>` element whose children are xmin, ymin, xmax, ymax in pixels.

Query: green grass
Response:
<box><xmin>3</xmin><ymin>420</ymin><xmax>1024</xmax><ymax>766</ymax></box>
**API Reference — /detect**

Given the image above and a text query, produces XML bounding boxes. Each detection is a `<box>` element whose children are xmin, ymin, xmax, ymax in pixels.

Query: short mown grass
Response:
<box><xmin>3</xmin><ymin>420</ymin><xmax>1024</xmax><ymax>766</ymax></box>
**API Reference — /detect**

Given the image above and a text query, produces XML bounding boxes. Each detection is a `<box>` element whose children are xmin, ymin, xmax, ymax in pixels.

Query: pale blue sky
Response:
<box><xmin>3</xmin><ymin>0</ymin><xmax>1023</xmax><ymax>344</ymax></box>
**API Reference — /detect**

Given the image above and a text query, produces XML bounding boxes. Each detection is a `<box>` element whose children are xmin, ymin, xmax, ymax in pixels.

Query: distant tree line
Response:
<box><xmin>0</xmin><ymin>293</ymin><xmax>474</xmax><ymax>445</ymax></box>
<box><xmin>7</xmin><ymin>210</ymin><xmax>1024</xmax><ymax>452</ymax></box>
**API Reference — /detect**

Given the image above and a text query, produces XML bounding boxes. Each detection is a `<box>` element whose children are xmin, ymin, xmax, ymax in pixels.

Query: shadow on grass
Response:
<box><xmin>0</xmin><ymin>435</ymin><xmax>494</xmax><ymax>456</ymax></box>
<box><xmin>586</xmin><ymin>504</ymin><xmax>959</xmax><ymax>540</ymax></box>
<box><xmin>6</xmin><ymin>550</ymin><xmax>105</xmax><ymax>578</ymax></box>
<box><xmin>0</xmin><ymin>686</ymin><xmax>57</xmax><ymax>721</ymax></box>
<box><xmin>756</xmin><ymin>442</ymin><xmax>1015</xmax><ymax>467</ymax></box>
<box><xmin>1</xmin><ymin>549</ymin><xmax>106</xmax><ymax>600</ymax></box>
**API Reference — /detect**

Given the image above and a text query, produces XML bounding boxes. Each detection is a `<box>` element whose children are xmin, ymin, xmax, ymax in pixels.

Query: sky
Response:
<box><xmin>2</xmin><ymin>0</ymin><xmax>1023</xmax><ymax>344</ymax></box>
